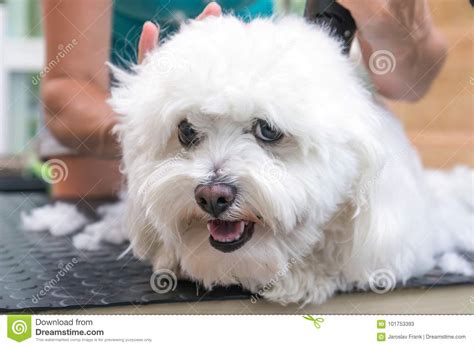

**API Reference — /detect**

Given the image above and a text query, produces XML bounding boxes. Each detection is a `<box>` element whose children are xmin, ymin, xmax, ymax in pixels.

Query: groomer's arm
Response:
<box><xmin>42</xmin><ymin>0</ymin><xmax>119</xmax><ymax>157</ymax></box>
<box><xmin>42</xmin><ymin>1</ymin><xmax>222</xmax><ymax>158</ymax></box>
<box><xmin>339</xmin><ymin>0</ymin><xmax>447</xmax><ymax>101</ymax></box>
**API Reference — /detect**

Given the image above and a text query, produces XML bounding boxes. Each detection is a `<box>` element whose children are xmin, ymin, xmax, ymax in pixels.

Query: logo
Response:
<box><xmin>369</xmin><ymin>269</ymin><xmax>396</xmax><ymax>294</ymax></box>
<box><xmin>368</xmin><ymin>50</ymin><xmax>396</xmax><ymax>75</ymax></box>
<box><xmin>7</xmin><ymin>315</ymin><xmax>32</xmax><ymax>342</ymax></box>
<box><xmin>260</xmin><ymin>159</ymin><xmax>288</xmax><ymax>184</ymax></box>
<box><xmin>40</xmin><ymin>159</ymin><xmax>69</xmax><ymax>184</ymax></box>
<box><xmin>303</xmin><ymin>315</ymin><xmax>324</xmax><ymax>329</ymax></box>
<box><xmin>150</xmin><ymin>269</ymin><xmax>178</xmax><ymax>294</ymax></box>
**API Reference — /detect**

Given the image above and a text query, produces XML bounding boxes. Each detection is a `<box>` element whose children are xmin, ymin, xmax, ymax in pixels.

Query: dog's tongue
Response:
<box><xmin>207</xmin><ymin>220</ymin><xmax>245</xmax><ymax>242</ymax></box>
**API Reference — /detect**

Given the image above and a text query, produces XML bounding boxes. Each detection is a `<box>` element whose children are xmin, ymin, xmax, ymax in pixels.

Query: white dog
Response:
<box><xmin>107</xmin><ymin>15</ymin><xmax>473</xmax><ymax>305</ymax></box>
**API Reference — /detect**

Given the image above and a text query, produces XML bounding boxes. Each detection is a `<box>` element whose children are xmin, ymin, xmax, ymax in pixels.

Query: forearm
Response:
<box><xmin>41</xmin><ymin>78</ymin><xmax>120</xmax><ymax>158</ymax></box>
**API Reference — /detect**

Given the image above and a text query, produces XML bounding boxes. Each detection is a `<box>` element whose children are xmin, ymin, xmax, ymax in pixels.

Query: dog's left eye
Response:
<box><xmin>178</xmin><ymin>120</ymin><xmax>199</xmax><ymax>147</ymax></box>
<box><xmin>254</xmin><ymin>119</ymin><xmax>283</xmax><ymax>143</ymax></box>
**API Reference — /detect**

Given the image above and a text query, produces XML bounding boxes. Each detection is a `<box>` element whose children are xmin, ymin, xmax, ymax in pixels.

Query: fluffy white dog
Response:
<box><xmin>108</xmin><ymin>15</ymin><xmax>473</xmax><ymax>305</ymax></box>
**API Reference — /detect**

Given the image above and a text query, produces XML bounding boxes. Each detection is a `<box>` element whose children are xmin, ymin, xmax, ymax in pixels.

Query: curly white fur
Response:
<box><xmin>98</xmin><ymin>16</ymin><xmax>473</xmax><ymax>304</ymax></box>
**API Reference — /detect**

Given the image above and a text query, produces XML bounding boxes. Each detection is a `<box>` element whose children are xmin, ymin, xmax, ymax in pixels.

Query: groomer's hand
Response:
<box><xmin>42</xmin><ymin>1</ymin><xmax>221</xmax><ymax>159</ymax></box>
<box><xmin>138</xmin><ymin>2</ymin><xmax>222</xmax><ymax>62</ymax></box>
<box><xmin>338</xmin><ymin>0</ymin><xmax>447</xmax><ymax>101</ymax></box>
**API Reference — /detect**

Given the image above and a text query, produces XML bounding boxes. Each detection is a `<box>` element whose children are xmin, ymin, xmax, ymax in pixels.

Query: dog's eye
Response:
<box><xmin>254</xmin><ymin>119</ymin><xmax>283</xmax><ymax>143</ymax></box>
<box><xmin>178</xmin><ymin>120</ymin><xmax>199</xmax><ymax>147</ymax></box>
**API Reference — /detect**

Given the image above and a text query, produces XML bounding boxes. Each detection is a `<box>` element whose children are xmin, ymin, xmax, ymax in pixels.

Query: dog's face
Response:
<box><xmin>111</xmin><ymin>16</ymin><xmax>382</xmax><ymax>286</ymax></box>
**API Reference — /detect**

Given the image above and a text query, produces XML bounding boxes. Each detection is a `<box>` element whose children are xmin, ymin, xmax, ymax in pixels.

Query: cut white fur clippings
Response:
<box><xmin>22</xmin><ymin>201</ymin><xmax>127</xmax><ymax>251</ymax></box>
<box><xmin>21</xmin><ymin>202</ymin><xmax>89</xmax><ymax>236</ymax></box>
<box><xmin>23</xmin><ymin>15</ymin><xmax>473</xmax><ymax>305</ymax></box>
<box><xmin>72</xmin><ymin>201</ymin><xmax>127</xmax><ymax>251</ymax></box>
<box><xmin>437</xmin><ymin>252</ymin><xmax>473</xmax><ymax>277</ymax></box>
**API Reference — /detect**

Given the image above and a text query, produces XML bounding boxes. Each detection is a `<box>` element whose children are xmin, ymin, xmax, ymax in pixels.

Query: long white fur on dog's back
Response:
<box><xmin>425</xmin><ymin>166</ymin><xmax>474</xmax><ymax>254</ymax></box>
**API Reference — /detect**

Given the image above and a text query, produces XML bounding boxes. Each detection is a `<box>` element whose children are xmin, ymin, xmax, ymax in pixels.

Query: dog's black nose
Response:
<box><xmin>194</xmin><ymin>184</ymin><xmax>236</xmax><ymax>217</ymax></box>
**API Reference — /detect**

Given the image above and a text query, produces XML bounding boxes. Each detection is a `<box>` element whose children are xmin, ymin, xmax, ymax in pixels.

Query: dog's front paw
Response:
<box><xmin>129</xmin><ymin>225</ymin><xmax>180</xmax><ymax>275</ymax></box>
<box><xmin>260</xmin><ymin>274</ymin><xmax>341</xmax><ymax>306</ymax></box>
<box><xmin>149</xmin><ymin>247</ymin><xmax>180</xmax><ymax>275</ymax></box>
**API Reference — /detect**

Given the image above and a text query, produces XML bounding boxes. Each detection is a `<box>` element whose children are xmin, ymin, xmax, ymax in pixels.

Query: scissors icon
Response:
<box><xmin>303</xmin><ymin>315</ymin><xmax>325</xmax><ymax>329</ymax></box>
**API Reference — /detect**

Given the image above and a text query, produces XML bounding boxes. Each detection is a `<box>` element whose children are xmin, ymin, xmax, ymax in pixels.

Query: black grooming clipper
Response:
<box><xmin>304</xmin><ymin>0</ymin><xmax>357</xmax><ymax>55</ymax></box>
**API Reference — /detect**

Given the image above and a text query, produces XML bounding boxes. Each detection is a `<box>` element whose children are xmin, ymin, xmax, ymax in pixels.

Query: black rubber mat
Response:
<box><xmin>0</xmin><ymin>193</ymin><xmax>249</xmax><ymax>312</ymax></box>
<box><xmin>0</xmin><ymin>175</ymin><xmax>47</xmax><ymax>192</ymax></box>
<box><xmin>0</xmin><ymin>192</ymin><xmax>473</xmax><ymax>312</ymax></box>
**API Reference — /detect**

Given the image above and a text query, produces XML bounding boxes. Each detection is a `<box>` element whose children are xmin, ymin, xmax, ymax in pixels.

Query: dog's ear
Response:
<box><xmin>107</xmin><ymin>58</ymin><xmax>178</xmax><ymax>166</ymax></box>
<box><xmin>106</xmin><ymin>61</ymin><xmax>137</xmax><ymax>146</ymax></box>
<box><xmin>107</xmin><ymin>62</ymin><xmax>137</xmax><ymax>118</ymax></box>
<box><xmin>345</xmin><ymin>110</ymin><xmax>417</xmax><ymax>283</ymax></box>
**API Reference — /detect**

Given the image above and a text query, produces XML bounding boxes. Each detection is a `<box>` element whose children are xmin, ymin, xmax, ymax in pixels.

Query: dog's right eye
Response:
<box><xmin>178</xmin><ymin>120</ymin><xmax>199</xmax><ymax>147</ymax></box>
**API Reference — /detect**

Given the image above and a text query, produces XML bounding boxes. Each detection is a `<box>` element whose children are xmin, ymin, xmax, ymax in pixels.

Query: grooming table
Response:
<box><xmin>0</xmin><ymin>192</ymin><xmax>473</xmax><ymax>312</ymax></box>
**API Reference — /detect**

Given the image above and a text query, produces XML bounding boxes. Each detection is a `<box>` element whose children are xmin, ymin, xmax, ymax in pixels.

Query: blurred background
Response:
<box><xmin>0</xmin><ymin>0</ymin><xmax>42</xmax><ymax>156</ymax></box>
<box><xmin>0</xmin><ymin>0</ymin><xmax>472</xmax><ymax>179</ymax></box>
<box><xmin>388</xmin><ymin>0</ymin><xmax>473</xmax><ymax>169</ymax></box>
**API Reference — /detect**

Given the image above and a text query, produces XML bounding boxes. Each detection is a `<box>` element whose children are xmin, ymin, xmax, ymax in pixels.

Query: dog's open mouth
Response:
<box><xmin>207</xmin><ymin>220</ymin><xmax>254</xmax><ymax>253</ymax></box>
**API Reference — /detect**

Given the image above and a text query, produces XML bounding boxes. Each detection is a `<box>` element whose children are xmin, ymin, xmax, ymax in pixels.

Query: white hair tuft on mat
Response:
<box><xmin>437</xmin><ymin>252</ymin><xmax>473</xmax><ymax>277</ymax></box>
<box><xmin>22</xmin><ymin>201</ymin><xmax>127</xmax><ymax>250</ymax></box>
<box><xmin>21</xmin><ymin>202</ymin><xmax>89</xmax><ymax>237</ymax></box>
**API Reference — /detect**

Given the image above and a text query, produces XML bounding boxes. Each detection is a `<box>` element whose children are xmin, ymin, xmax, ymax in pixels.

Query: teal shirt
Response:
<box><xmin>112</xmin><ymin>0</ymin><xmax>273</xmax><ymax>69</ymax></box>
